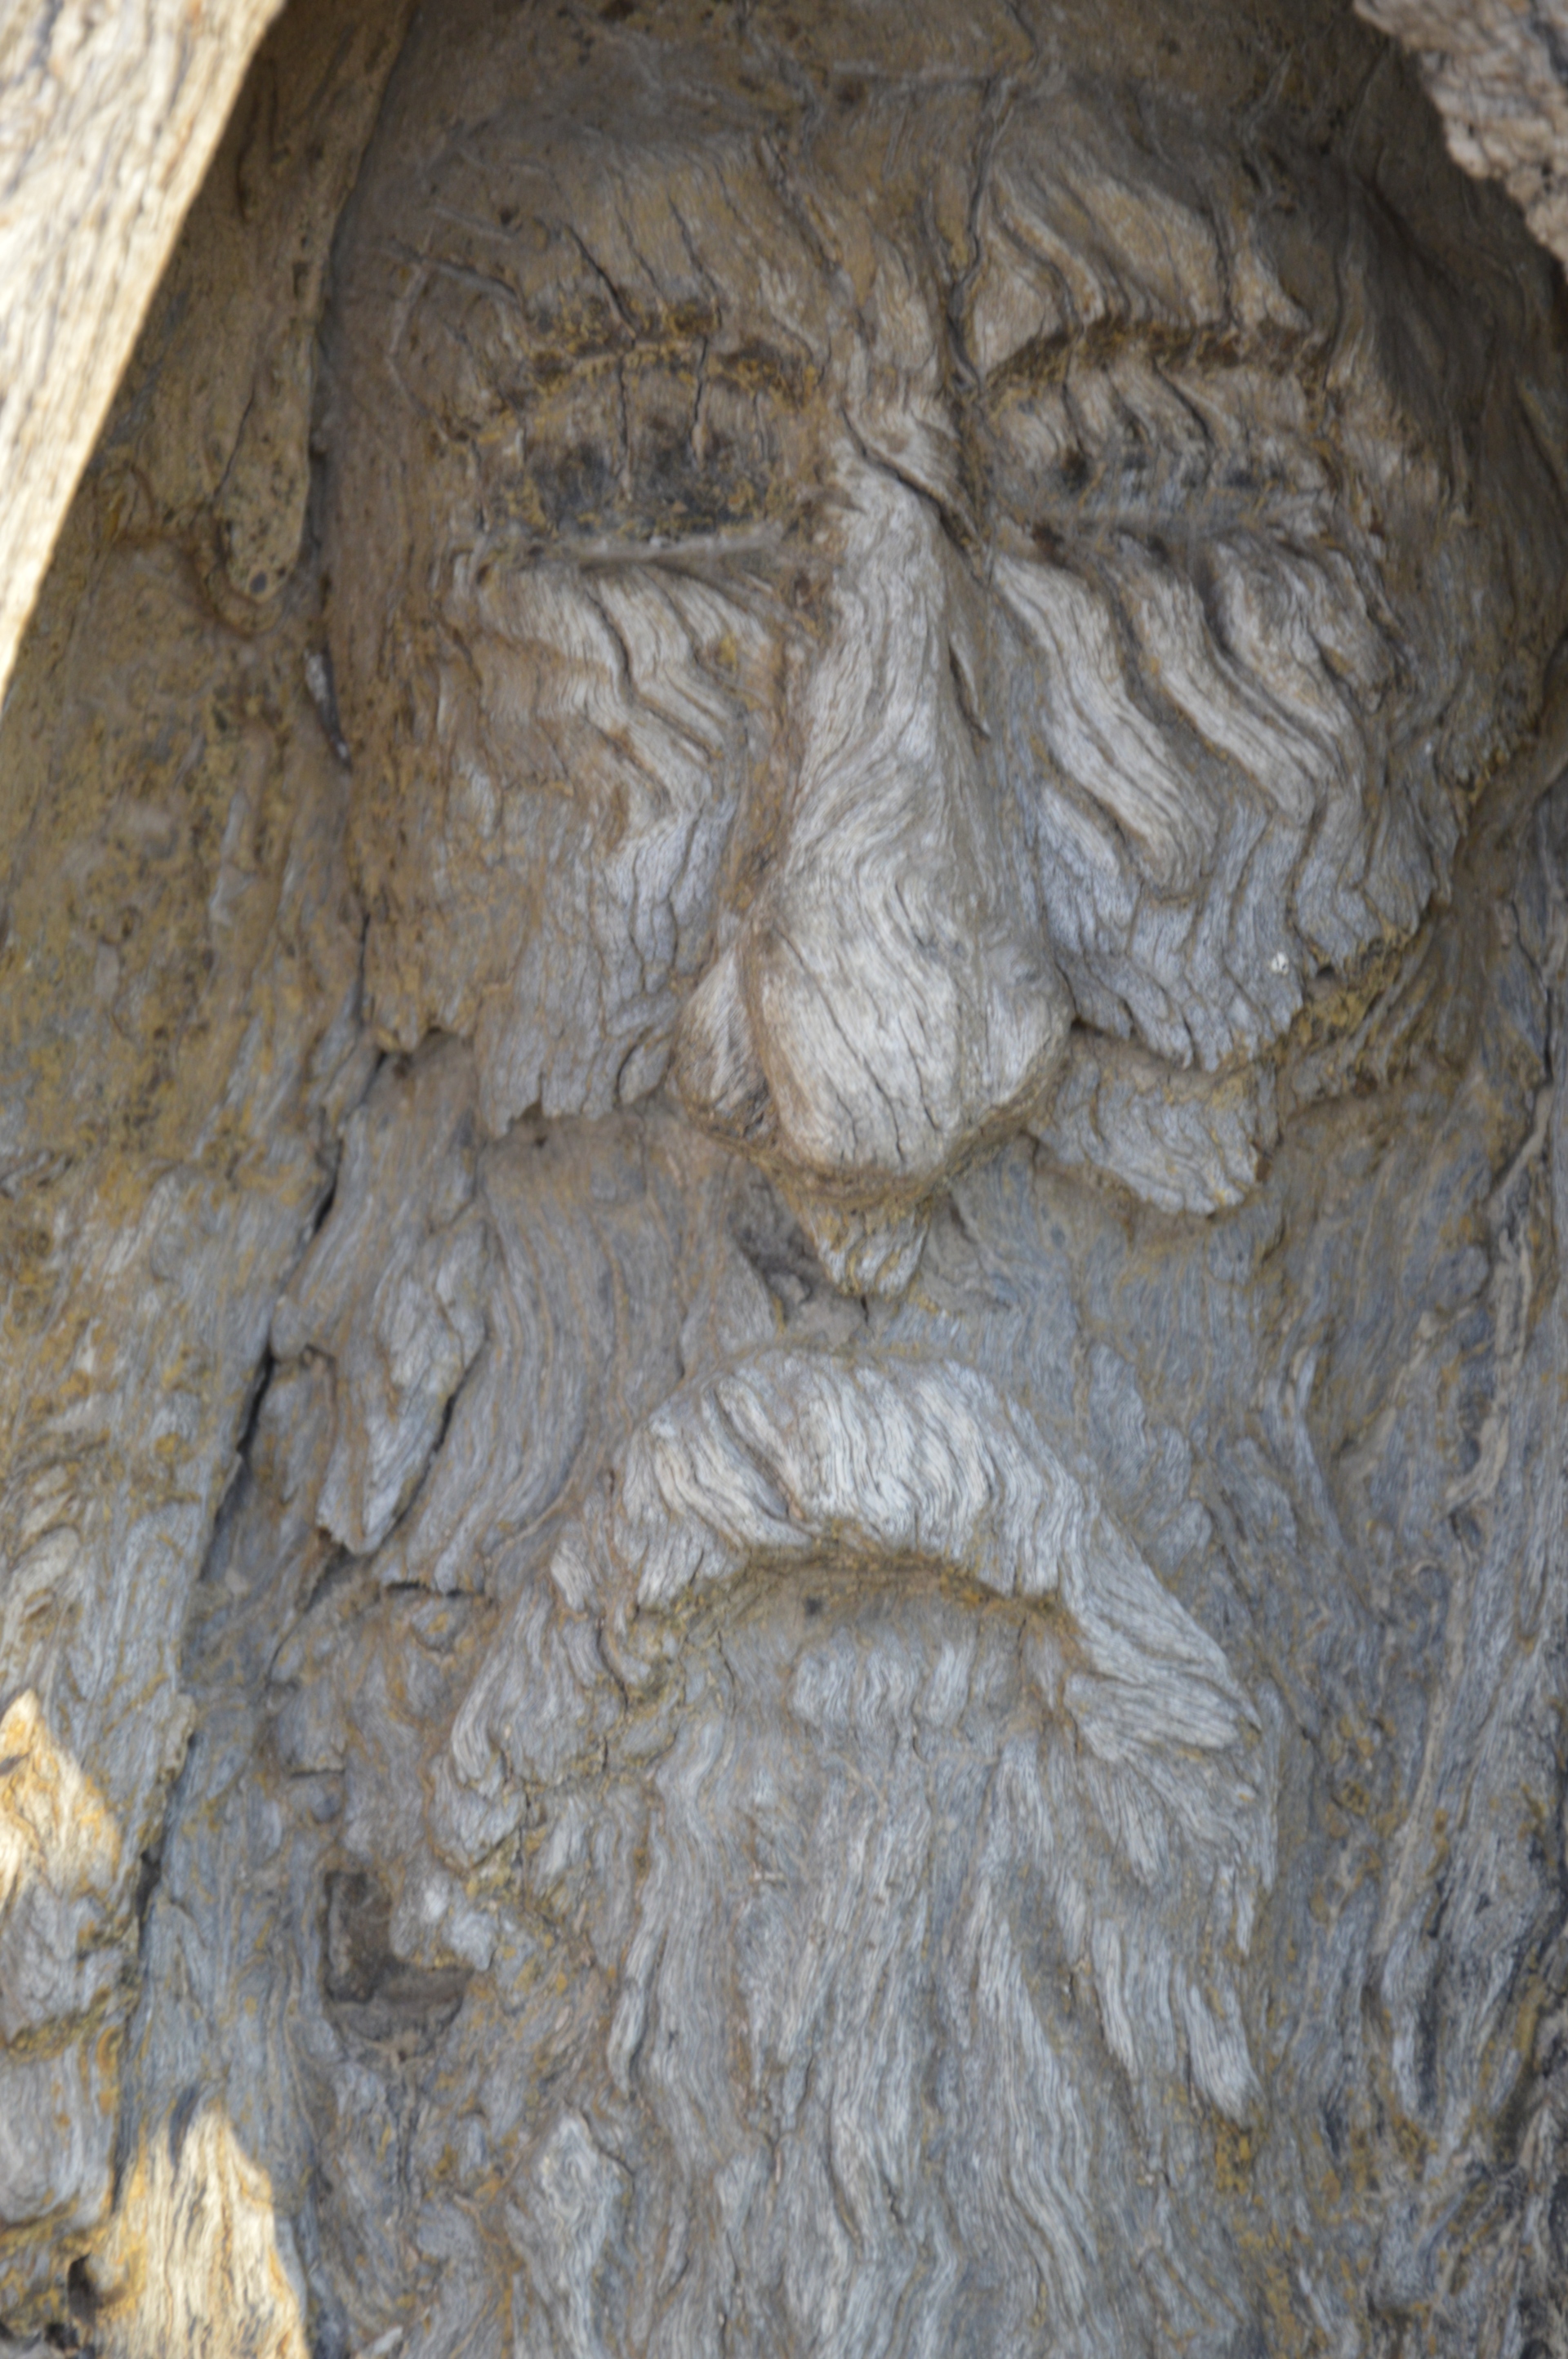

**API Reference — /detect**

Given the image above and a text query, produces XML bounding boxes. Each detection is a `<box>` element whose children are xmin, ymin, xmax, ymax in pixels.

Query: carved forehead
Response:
<box><xmin>397</xmin><ymin>109</ymin><xmax>832</xmax><ymax>372</ymax></box>
<box><xmin>344</xmin><ymin>57</ymin><xmax>1336</xmax><ymax>564</ymax></box>
<box><xmin>347</xmin><ymin>0</ymin><xmax>1541</xmax><ymax>415</ymax></box>
<box><xmin>347</xmin><ymin>53</ymin><xmax>1458</xmax><ymax>546</ymax></box>
<box><xmin>358</xmin><ymin>69</ymin><xmax>1298</xmax><ymax>386</ymax></box>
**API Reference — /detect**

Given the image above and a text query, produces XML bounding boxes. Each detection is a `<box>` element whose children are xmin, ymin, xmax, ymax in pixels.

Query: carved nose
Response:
<box><xmin>674</xmin><ymin>463</ymin><xmax>1069</xmax><ymax>1206</ymax></box>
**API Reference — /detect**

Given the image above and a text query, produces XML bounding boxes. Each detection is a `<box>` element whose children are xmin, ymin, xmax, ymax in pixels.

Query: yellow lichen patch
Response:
<box><xmin>1214</xmin><ymin>2117</ymin><xmax>1254</xmax><ymax>2194</ymax></box>
<box><xmin>84</xmin><ymin>2103</ymin><xmax>308</xmax><ymax>2359</ymax></box>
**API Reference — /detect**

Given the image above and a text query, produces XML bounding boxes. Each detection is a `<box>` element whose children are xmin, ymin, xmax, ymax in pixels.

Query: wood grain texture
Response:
<box><xmin>1357</xmin><ymin>0</ymin><xmax>1568</xmax><ymax>274</ymax></box>
<box><xmin>0</xmin><ymin>0</ymin><xmax>288</xmax><ymax>707</ymax></box>
<box><xmin>6</xmin><ymin>1</ymin><xmax>1568</xmax><ymax>2352</ymax></box>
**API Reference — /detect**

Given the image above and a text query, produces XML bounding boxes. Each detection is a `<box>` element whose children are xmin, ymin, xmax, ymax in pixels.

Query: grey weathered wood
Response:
<box><xmin>1357</xmin><ymin>0</ymin><xmax>1568</xmax><ymax>274</ymax></box>
<box><xmin>4</xmin><ymin>0</ymin><xmax>1568</xmax><ymax>2352</ymax></box>
<box><xmin>0</xmin><ymin>0</ymin><xmax>287</xmax><ymax>710</ymax></box>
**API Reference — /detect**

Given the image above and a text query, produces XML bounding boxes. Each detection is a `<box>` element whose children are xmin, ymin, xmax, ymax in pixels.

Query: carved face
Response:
<box><xmin>327</xmin><ymin>16</ymin><xmax>1566</xmax><ymax>1281</ymax></box>
<box><xmin>166</xmin><ymin>13</ymin><xmax>1568</xmax><ymax>2357</ymax></box>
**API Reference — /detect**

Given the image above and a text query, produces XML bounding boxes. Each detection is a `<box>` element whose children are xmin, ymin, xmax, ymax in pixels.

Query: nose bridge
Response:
<box><xmin>674</xmin><ymin>457</ymin><xmax>1070</xmax><ymax>1220</ymax></box>
<box><xmin>785</xmin><ymin>461</ymin><xmax>978</xmax><ymax>866</ymax></box>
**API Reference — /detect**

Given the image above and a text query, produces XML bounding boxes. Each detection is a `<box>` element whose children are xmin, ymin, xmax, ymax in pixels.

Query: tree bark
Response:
<box><xmin>0</xmin><ymin>0</ymin><xmax>286</xmax><ymax>708</ymax></box>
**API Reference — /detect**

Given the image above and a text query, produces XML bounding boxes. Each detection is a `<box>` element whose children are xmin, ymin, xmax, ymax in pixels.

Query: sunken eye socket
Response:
<box><xmin>978</xmin><ymin>339</ymin><xmax>1335</xmax><ymax>549</ymax></box>
<box><xmin>478</xmin><ymin>343</ymin><xmax>818</xmax><ymax>546</ymax></box>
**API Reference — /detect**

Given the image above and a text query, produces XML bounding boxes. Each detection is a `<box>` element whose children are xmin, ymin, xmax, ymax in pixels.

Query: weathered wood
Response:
<box><xmin>6</xmin><ymin>0</ymin><xmax>1568</xmax><ymax>2352</ymax></box>
<box><xmin>0</xmin><ymin>0</ymin><xmax>285</xmax><ymax>709</ymax></box>
<box><xmin>1357</xmin><ymin>0</ymin><xmax>1568</xmax><ymax>274</ymax></box>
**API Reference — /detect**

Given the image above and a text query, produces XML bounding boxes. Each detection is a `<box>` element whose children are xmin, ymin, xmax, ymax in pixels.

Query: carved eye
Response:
<box><xmin>394</xmin><ymin>130</ymin><xmax>828</xmax><ymax>551</ymax></box>
<box><xmin>510</xmin><ymin>338</ymin><xmax>811</xmax><ymax>545</ymax></box>
<box><xmin>980</xmin><ymin>343</ymin><xmax>1326</xmax><ymax>549</ymax></box>
<box><xmin>402</xmin><ymin>252</ymin><xmax>815</xmax><ymax>547</ymax></box>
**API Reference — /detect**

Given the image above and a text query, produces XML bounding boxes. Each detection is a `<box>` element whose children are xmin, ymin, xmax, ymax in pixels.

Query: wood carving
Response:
<box><xmin>3</xmin><ymin>2</ymin><xmax>1568</xmax><ymax>2353</ymax></box>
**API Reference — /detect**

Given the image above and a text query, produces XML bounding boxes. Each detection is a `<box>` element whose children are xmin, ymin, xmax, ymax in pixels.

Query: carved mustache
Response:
<box><xmin>435</xmin><ymin>1344</ymin><xmax>1276</xmax><ymax>2125</ymax></box>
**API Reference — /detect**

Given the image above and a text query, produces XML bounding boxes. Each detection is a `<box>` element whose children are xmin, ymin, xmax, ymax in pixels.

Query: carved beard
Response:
<box><xmin>504</xmin><ymin>1578</ymin><xmax>1251</xmax><ymax>2359</ymax></box>
<box><xmin>443</xmin><ymin>1350</ymin><xmax>1276</xmax><ymax>2357</ymax></box>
